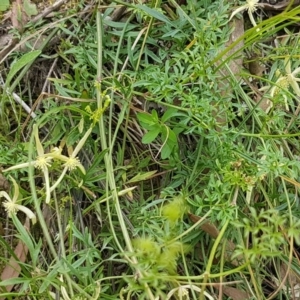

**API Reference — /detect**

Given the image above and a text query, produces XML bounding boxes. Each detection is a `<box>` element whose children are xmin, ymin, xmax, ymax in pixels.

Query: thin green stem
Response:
<box><xmin>28</xmin><ymin>132</ymin><xmax>57</xmax><ymax>259</ymax></box>
<box><xmin>96</xmin><ymin>10</ymin><xmax>155</xmax><ymax>300</ymax></box>
<box><xmin>233</xmin><ymin>131</ymin><xmax>300</xmax><ymax>138</ymax></box>
<box><xmin>53</xmin><ymin>189</ymin><xmax>74</xmax><ymax>298</ymax></box>
<box><xmin>164</xmin><ymin>263</ymin><xmax>249</xmax><ymax>281</ymax></box>
<box><xmin>96</xmin><ymin>7</ymin><xmax>124</xmax><ymax>254</ymax></box>
<box><xmin>199</xmin><ymin>219</ymin><xmax>230</xmax><ymax>300</ymax></box>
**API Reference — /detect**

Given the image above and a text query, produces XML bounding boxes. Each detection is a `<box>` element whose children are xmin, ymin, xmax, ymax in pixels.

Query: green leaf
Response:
<box><xmin>161</xmin><ymin>143</ymin><xmax>173</xmax><ymax>159</ymax></box>
<box><xmin>160</xmin><ymin>126</ymin><xmax>177</xmax><ymax>159</ymax></box>
<box><xmin>80</xmin><ymin>89</ymin><xmax>89</xmax><ymax>99</ymax></box>
<box><xmin>0</xmin><ymin>277</ymin><xmax>31</xmax><ymax>286</ymax></box>
<box><xmin>12</xmin><ymin>215</ymin><xmax>35</xmax><ymax>256</ymax></box>
<box><xmin>103</xmin><ymin>20</ymin><xmax>138</xmax><ymax>30</ymax></box>
<box><xmin>50</xmin><ymin>121</ymin><xmax>66</xmax><ymax>144</ymax></box>
<box><xmin>142</xmin><ymin>126</ymin><xmax>161</xmax><ymax>144</ymax></box>
<box><xmin>136</xmin><ymin>4</ymin><xmax>173</xmax><ymax>26</ymax></box>
<box><xmin>151</xmin><ymin>109</ymin><xmax>159</xmax><ymax>122</ymax></box>
<box><xmin>168</xmin><ymin>129</ymin><xmax>178</xmax><ymax>144</ymax></box>
<box><xmin>162</xmin><ymin>29</ymin><xmax>181</xmax><ymax>38</ymax></box>
<box><xmin>137</xmin><ymin>112</ymin><xmax>156</xmax><ymax>126</ymax></box>
<box><xmin>161</xmin><ymin>126</ymin><xmax>177</xmax><ymax>144</ymax></box>
<box><xmin>144</xmin><ymin>46</ymin><xmax>162</xmax><ymax>63</ymax></box>
<box><xmin>47</xmin><ymin>78</ymin><xmax>73</xmax><ymax>85</ymax></box>
<box><xmin>6</xmin><ymin>50</ymin><xmax>41</xmax><ymax>87</ymax></box>
<box><xmin>23</xmin><ymin>0</ymin><xmax>38</xmax><ymax>17</ymax></box>
<box><xmin>161</xmin><ymin>107</ymin><xmax>178</xmax><ymax>123</ymax></box>
<box><xmin>0</xmin><ymin>0</ymin><xmax>9</xmax><ymax>11</ymax></box>
<box><xmin>127</xmin><ymin>170</ymin><xmax>157</xmax><ymax>183</ymax></box>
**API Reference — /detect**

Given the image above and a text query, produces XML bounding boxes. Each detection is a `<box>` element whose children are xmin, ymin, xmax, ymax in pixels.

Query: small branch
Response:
<box><xmin>11</xmin><ymin>92</ymin><xmax>37</xmax><ymax>119</ymax></box>
<box><xmin>31</xmin><ymin>0</ymin><xmax>68</xmax><ymax>24</ymax></box>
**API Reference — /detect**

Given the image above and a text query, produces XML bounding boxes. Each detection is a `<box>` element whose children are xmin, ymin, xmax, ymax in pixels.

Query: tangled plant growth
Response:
<box><xmin>1</xmin><ymin>0</ymin><xmax>300</xmax><ymax>299</ymax></box>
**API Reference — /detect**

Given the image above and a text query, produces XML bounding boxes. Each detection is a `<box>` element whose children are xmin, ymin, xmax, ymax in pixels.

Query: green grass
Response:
<box><xmin>1</xmin><ymin>0</ymin><xmax>300</xmax><ymax>299</ymax></box>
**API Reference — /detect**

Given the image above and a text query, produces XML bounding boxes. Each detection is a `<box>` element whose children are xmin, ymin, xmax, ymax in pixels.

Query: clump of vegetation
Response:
<box><xmin>1</xmin><ymin>0</ymin><xmax>300</xmax><ymax>299</ymax></box>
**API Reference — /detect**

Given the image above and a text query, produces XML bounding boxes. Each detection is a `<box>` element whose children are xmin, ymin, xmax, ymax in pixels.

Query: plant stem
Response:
<box><xmin>28</xmin><ymin>132</ymin><xmax>57</xmax><ymax>259</ymax></box>
<box><xmin>199</xmin><ymin>219</ymin><xmax>229</xmax><ymax>300</ymax></box>
<box><xmin>96</xmin><ymin>10</ymin><xmax>155</xmax><ymax>300</ymax></box>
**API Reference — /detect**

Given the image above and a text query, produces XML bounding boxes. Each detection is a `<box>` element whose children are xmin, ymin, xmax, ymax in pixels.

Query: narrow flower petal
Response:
<box><xmin>285</xmin><ymin>59</ymin><xmax>292</xmax><ymax>74</ymax></box>
<box><xmin>93</xmin><ymin>281</ymin><xmax>101</xmax><ymax>299</ymax></box>
<box><xmin>52</xmin><ymin>154</ymin><xmax>69</xmax><ymax>162</ymax></box>
<box><xmin>292</xmin><ymin>66</ymin><xmax>300</xmax><ymax>77</ymax></box>
<box><xmin>3</xmin><ymin>162</ymin><xmax>34</xmax><ymax>172</ymax></box>
<box><xmin>33</xmin><ymin>124</ymin><xmax>45</xmax><ymax>156</ymax></box>
<box><xmin>51</xmin><ymin>147</ymin><xmax>62</xmax><ymax>155</ymax></box>
<box><xmin>61</xmin><ymin>286</ymin><xmax>71</xmax><ymax>300</ymax></box>
<box><xmin>16</xmin><ymin>204</ymin><xmax>37</xmax><ymax>224</ymax></box>
<box><xmin>50</xmin><ymin>168</ymin><xmax>68</xmax><ymax>192</ymax></box>
<box><xmin>167</xmin><ymin>285</ymin><xmax>202</xmax><ymax>300</ymax></box>
<box><xmin>0</xmin><ymin>191</ymin><xmax>11</xmax><ymax>202</ymax></box>
<box><xmin>44</xmin><ymin>147</ymin><xmax>63</xmax><ymax>159</ymax></box>
<box><xmin>44</xmin><ymin>168</ymin><xmax>51</xmax><ymax>204</ymax></box>
<box><xmin>289</xmin><ymin>80</ymin><xmax>300</xmax><ymax>97</ymax></box>
<box><xmin>248</xmin><ymin>10</ymin><xmax>258</xmax><ymax>28</ymax></box>
<box><xmin>229</xmin><ymin>5</ymin><xmax>247</xmax><ymax>21</ymax></box>
<box><xmin>59</xmin><ymin>275</ymin><xmax>71</xmax><ymax>300</ymax></box>
<box><xmin>72</xmin><ymin>126</ymin><xmax>93</xmax><ymax>157</ymax></box>
<box><xmin>10</xmin><ymin>176</ymin><xmax>20</xmax><ymax>203</ymax></box>
<box><xmin>1</xmin><ymin>176</ymin><xmax>36</xmax><ymax>223</ymax></box>
<box><xmin>76</xmin><ymin>162</ymin><xmax>86</xmax><ymax>175</ymax></box>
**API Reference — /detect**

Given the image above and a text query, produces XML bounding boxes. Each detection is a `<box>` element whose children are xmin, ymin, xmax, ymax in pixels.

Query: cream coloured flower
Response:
<box><xmin>166</xmin><ymin>284</ymin><xmax>214</xmax><ymax>300</ymax></box>
<box><xmin>63</xmin><ymin>157</ymin><xmax>84</xmax><ymax>172</ymax></box>
<box><xmin>3</xmin><ymin>124</ymin><xmax>91</xmax><ymax>204</ymax></box>
<box><xmin>259</xmin><ymin>58</ymin><xmax>300</xmax><ymax>113</ymax></box>
<box><xmin>34</xmin><ymin>156</ymin><xmax>52</xmax><ymax>171</ymax></box>
<box><xmin>1</xmin><ymin>176</ymin><xmax>36</xmax><ymax>224</ymax></box>
<box><xmin>230</xmin><ymin>0</ymin><xmax>260</xmax><ymax>30</ymax></box>
<box><xmin>4</xmin><ymin>124</ymin><xmax>51</xmax><ymax>173</ymax></box>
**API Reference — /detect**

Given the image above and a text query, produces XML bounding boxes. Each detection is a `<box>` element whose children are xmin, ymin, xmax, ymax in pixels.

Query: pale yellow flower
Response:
<box><xmin>230</xmin><ymin>0</ymin><xmax>260</xmax><ymax>30</ymax></box>
<box><xmin>3</xmin><ymin>124</ymin><xmax>91</xmax><ymax>204</ymax></box>
<box><xmin>166</xmin><ymin>284</ymin><xmax>214</xmax><ymax>300</ymax></box>
<box><xmin>260</xmin><ymin>58</ymin><xmax>300</xmax><ymax>112</ymax></box>
<box><xmin>1</xmin><ymin>176</ymin><xmax>36</xmax><ymax>224</ymax></box>
<box><xmin>63</xmin><ymin>157</ymin><xmax>85</xmax><ymax>172</ymax></box>
<box><xmin>34</xmin><ymin>156</ymin><xmax>52</xmax><ymax>171</ymax></box>
<box><xmin>4</xmin><ymin>124</ymin><xmax>50</xmax><ymax>172</ymax></box>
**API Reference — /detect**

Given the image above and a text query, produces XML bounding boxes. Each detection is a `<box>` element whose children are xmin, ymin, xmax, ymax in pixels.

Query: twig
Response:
<box><xmin>0</xmin><ymin>73</ymin><xmax>36</xmax><ymax>119</ymax></box>
<box><xmin>31</xmin><ymin>0</ymin><xmax>68</xmax><ymax>24</ymax></box>
<box><xmin>259</xmin><ymin>0</ymin><xmax>300</xmax><ymax>11</ymax></box>
<box><xmin>10</xmin><ymin>92</ymin><xmax>37</xmax><ymax>119</ymax></box>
